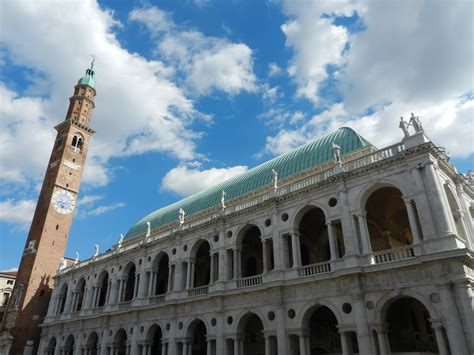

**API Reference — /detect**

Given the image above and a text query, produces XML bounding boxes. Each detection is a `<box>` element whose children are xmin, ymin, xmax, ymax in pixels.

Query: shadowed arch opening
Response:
<box><xmin>45</xmin><ymin>337</ymin><xmax>56</xmax><ymax>355</ymax></box>
<box><xmin>153</xmin><ymin>253</ymin><xmax>169</xmax><ymax>295</ymax></box>
<box><xmin>386</xmin><ymin>297</ymin><xmax>439</xmax><ymax>353</ymax></box>
<box><xmin>74</xmin><ymin>278</ymin><xmax>86</xmax><ymax>312</ymax></box>
<box><xmin>147</xmin><ymin>324</ymin><xmax>163</xmax><ymax>355</ymax></box>
<box><xmin>86</xmin><ymin>331</ymin><xmax>99</xmax><ymax>355</ymax></box>
<box><xmin>187</xmin><ymin>319</ymin><xmax>207</xmax><ymax>355</ymax></box>
<box><xmin>366</xmin><ymin>187</ymin><xmax>413</xmax><ymax>252</ymax></box>
<box><xmin>302</xmin><ymin>306</ymin><xmax>343</xmax><ymax>354</ymax></box>
<box><xmin>194</xmin><ymin>241</ymin><xmax>211</xmax><ymax>287</ymax></box>
<box><xmin>298</xmin><ymin>207</ymin><xmax>332</xmax><ymax>265</ymax></box>
<box><xmin>57</xmin><ymin>283</ymin><xmax>68</xmax><ymax>315</ymax></box>
<box><xmin>64</xmin><ymin>335</ymin><xmax>74</xmax><ymax>355</ymax></box>
<box><xmin>97</xmin><ymin>271</ymin><xmax>109</xmax><ymax>307</ymax></box>
<box><xmin>123</xmin><ymin>262</ymin><xmax>136</xmax><ymax>302</ymax></box>
<box><xmin>240</xmin><ymin>225</ymin><xmax>263</xmax><ymax>277</ymax></box>
<box><xmin>113</xmin><ymin>328</ymin><xmax>127</xmax><ymax>355</ymax></box>
<box><xmin>238</xmin><ymin>313</ymin><xmax>265</xmax><ymax>355</ymax></box>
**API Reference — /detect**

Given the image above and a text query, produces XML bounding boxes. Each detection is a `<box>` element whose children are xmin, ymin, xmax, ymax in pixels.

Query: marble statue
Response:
<box><xmin>221</xmin><ymin>190</ymin><xmax>226</xmax><ymax>209</ymax></box>
<box><xmin>399</xmin><ymin>117</ymin><xmax>410</xmax><ymax>137</ymax></box>
<box><xmin>27</xmin><ymin>240</ymin><xmax>36</xmax><ymax>250</ymax></box>
<box><xmin>332</xmin><ymin>143</ymin><xmax>341</xmax><ymax>163</ymax></box>
<box><xmin>118</xmin><ymin>233</ymin><xmax>124</xmax><ymax>248</ymax></box>
<box><xmin>59</xmin><ymin>258</ymin><xmax>67</xmax><ymax>270</ymax></box>
<box><xmin>179</xmin><ymin>208</ymin><xmax>185</xmax><ymax>225</ymax></box>
<box><xmin>146</xmin><ymin>222</ymin><xmax>151</xmax><ymax>237</ymax></box>
<box><xmin>94</xmin><ymin>244</ymin><xmax>99</xmax><ymax>257</ymax></box>
<box><xmin>74</xmin><ymin>252</ymin><xmax>79</xmax><ymax>265</ymax></box>
<box><xmin>272</xmin><ymin>169</ymin><xmax>278</xmax><ymax>190</ymax></box>
<box><xmin>410</xmin><ymin>113</ymin><xmax>423</xmax><ymax>133</ymax></box>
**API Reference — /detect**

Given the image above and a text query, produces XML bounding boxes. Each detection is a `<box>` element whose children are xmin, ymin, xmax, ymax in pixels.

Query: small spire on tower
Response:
<box><xmin>86</xmin><ymin>55</ymin><xmax>95</xmax><ymax>77</ymax></box>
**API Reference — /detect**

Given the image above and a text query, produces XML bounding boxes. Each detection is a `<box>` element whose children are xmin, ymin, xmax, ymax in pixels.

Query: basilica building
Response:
<box><xmin>2</xmin><ymin>67</ymin><xmax>473</xmax><ymax>355</ymax></box>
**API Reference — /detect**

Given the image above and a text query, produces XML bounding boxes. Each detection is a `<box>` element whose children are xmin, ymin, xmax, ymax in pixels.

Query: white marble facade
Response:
<box><xmin>39</xmin><ymin>130</ymin><xmax>474</xmax><ymax>355</ymax></box>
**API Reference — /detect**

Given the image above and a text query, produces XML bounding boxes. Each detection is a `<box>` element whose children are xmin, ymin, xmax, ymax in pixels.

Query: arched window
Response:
<box><xmin>71</xmin><ymin>133</ymin><xmax>84</xmax><ymax>153</ymax></box>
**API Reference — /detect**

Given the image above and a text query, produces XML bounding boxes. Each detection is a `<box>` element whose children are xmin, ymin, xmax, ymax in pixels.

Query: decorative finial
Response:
<box><xmin>90</xmin><ymin>55</ymin><xmax>95</xmax><ymax>70</ymax></box>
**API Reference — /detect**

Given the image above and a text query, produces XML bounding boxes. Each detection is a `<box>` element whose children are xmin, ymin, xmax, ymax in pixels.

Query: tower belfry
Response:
<box><xmin>1</xmin><ymin>63</ymin><xmax>97</xmax><ymax>354</ymax></box>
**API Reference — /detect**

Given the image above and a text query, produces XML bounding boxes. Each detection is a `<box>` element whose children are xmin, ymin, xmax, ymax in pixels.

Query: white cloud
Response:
<box><xmin>0</xmin><ymin>199</ymin><xmax>36</xmax><ymax>227</ymax></box>
<box><xmin>161</xmin><ymin>164</ymin><xmax>248</xmax><ymax>197</ymax></box>
<box><xmin>76</xmin><ymin>195</ymin><xmax>103</xmax><ymax>207</ymax></box>
<box><xmin>83</xmin><ymin>202</ymin><xmax>125</xmax><ymax>217</ymax></box>
<box><xmin>281</xmin><ymin>0</ymin><xmax>363</xmax><ymax>103</ymax></box>
<box><xmin>130</xmin><ymin>6</ymin><xmax>257</xmax><ymax>96</ymax></box>
<box><xmin>0</xmin><ymin>267</ymin><xmax>18</xmax><ymax>272</ymax></box>
<box><xmin>271</xmin><ymin>0</ymin><xmax>474</xmax><ymax>159</ymax></box>
<box><xmin>268</xmin><ymin>62</ymin><xmax>282</xmax><ymax>77</ymax></box>
<box><xmin>0</xmin><ymin>1</ymin><xmax>208</xmax><ymax>189</ymax></box>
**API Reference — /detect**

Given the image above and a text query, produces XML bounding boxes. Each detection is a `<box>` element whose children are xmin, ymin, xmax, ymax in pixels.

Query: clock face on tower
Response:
<box><xmin>52</xmin><ymin>189</ymin><xmax>76</xmax><ymax>214</ymax></box>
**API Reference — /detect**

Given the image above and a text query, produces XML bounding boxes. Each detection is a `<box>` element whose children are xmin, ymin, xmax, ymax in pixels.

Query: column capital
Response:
<box><xmin>353</xmin><ymin>209</ymin><xmax>367</xmax><ymax>218</ymax></box>
<box><xmin>429</xmin><ymin>318</ymin><xmax>445</xmax><ymax>330</ymax></box>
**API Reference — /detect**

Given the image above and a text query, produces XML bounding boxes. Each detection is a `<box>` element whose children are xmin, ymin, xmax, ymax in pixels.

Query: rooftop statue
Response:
<box><xmin>399</xmin><ymin>117</ymin><xmax>410</xmax><ymax>137</ymax></box>
<box><xmin>179</xmin><ymin>208</ymin><xmax>185</xmax><ymax>225</ymax></box>
<box><xmin>74</xmin><ymin>252</ymin><xmax>79</xmax><ymax>265</ymax></box>
<box><xmin>272</xmin><ymin>169</ymin><xmax>278</xmax><ymax>190</ymax></box>
<box><xmin>409</xmin><ymin>113</ymin><xmax>423</xmax><ymax>133</ymax></box>
<box><xmin>93</xmin><ymin>244</ymin><xmax>99</xmax><ymax>257</ymax></box>
<box><xmin>332</xmin><ymin>143</ymin><xmax>341</xmax><ymax>163</ymax></box>
<box><xmin>221</xmin><ymin>190</ymin><xmax>226</xmax><ymax>209</ymax></box>
<box><xmin>146</xmin><ymin>222</ymin><xmax>151</xmax><ymax>237</ymax></box>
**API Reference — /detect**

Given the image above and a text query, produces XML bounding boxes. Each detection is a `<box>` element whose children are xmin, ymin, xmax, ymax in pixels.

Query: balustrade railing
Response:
<box><xmin>298</xmin><ymin>261</ymin><xmax>331</xmax><ymax>277</ymax></box>
<box><xmin>149</xmin><ymin>295</ymin><xmax>165</xmax><ymax>304</ymax></box>
<box><xmin>370</xmin><ymin>245</ymin><xmax>415</xmax><ymax>264</ymax></box>
<box><xmin>188</xmin><ymin>285</ymin><xmax>209</xmax><ymax>297</ymax></box>
<box><xmin>236</xmin><ymin>275</ymin><xmax>263</xmax><ymax>288</ymax></box>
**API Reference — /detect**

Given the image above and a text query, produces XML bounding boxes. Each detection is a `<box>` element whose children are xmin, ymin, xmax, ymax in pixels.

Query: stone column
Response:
<box><xmin>264</xmin><ymin>335</ymin><xmax>271</xmax><ymax>355</ymax></box>
<box><xmin>423</xmin><ymin>162</ymin><xmax>456</xmax><ymax>236</ymax></box>
<box><xmin>117</xmin><ymin>280</ymin><xmax>124</xmax><ymax>303</ymax></box>
<box><xmin>185</xmin><ymin>262</ymin><xmax>191</xmax><ymax>289</ymax></box>
<box><xmin>438</xmin><ymin>283</ymin><xmax>469</xmax><ymax>354</ymax></box>
<box><xmin>410</xmin><ymin>167</ymin><xmax>437</xmax><ymax>238</ymax></box>
<box><xmin>352</xmin><ymin>293</ymin><xmax>374</xmax><ymax>355</ymax></box>
<box><xmin>161</xmin><ymin>342</ymin><xmax>168</xmax><ymax>355</ymax></box>
<box><xmin>138</xmin><ymin>271</ymin><xmax>148</xmax><ymax>298</ymax></box>
<box><xmin>298</xmin><ymin>333</ymin><xmax>308</xmax><ymax>355</ymax></box>
<box><xmin>110</xmin><ymin>278</ymin><xmax>119</xmax><ymax>304</ymax></box>
<box><xmin>373</xmin><ymin>324</ymin><xmax>390</xmax><ymax>355</ymax></box>
<box><xmin>218</xmin><ymin>233</ymin><xmax>226</xmax><ymax>281</ymax></box>
<box><xmin>168</xmin><ymin>265</ymin><xmax>174</xmax><ymax>292</ymax></box>
<box><xmin>206</xmin><ymin>339</ymin><xmax>212</xmax><ymax>355</ymax></box>
<box><xmin>210</xmin><ymin>252</ymin><xmax>215</xmax><ymax>283</ymax></box>
<box><xmin>233</xmin><ymin>249</ymin><xmax>241</xmax><ymax>279</ymax></box>
<box><xmin>106</xmin><ymin>281</ymin><xmax>112</xmax><ymax>304</ymax></box>
<box><xmin>403</xmin><ymin>198</ymin><xmax>422</xmax><ymax>245</ymax></box>
<box><xmin>339</xmin><ymin>331</ymin><xmax>353</xmax><ymax>355</ymax></box>
<box><xmin>356</xmin><ymin>211</ymin><xmax>372</xmax><ymax>254</ymax></box>
<box><xmin>453</xmin><ymin>282</ymin><xmax>474</xmax><ymax>351</ymax></box>
<box><xmin>189</xmin><ymin>260</ymin><xmax>196</xmax><ymax>288</ymax></box>
<box><xmin>291</xmin><ymin>233</ymin><xmax>302</xmax><ymax>268</ymax></box>
<box><xmin>430</xmin><ymin>320</ymin><xmax>450</xmax><ymax>355</ymax></box>
<box><xmin>262</xmin><ymin>239</ymin><xmax>269</xmax><ymax>274</ymax></box>
<box><xmin>233</xmin><ymin>336</ymin><xmax>242</xmax><ymax>355</ymax></box>
<box><xmin>133</xmin><ymin>273</ymin><xmax>140</xmax><ymax>298</ymax></box>
<box><xmin>276</xmin><ymin>307</ymin><xmax>288</xmax><ymax>355</ymax></box>
<box><xmin>326</xmin><ymin>220</ymin><xmax>338</xmax><ymax>260</ymax></box>
<box><xmin>338</xmin><ymin>189</ymin><xmax>360</xmax><ymax>257</ymax></box>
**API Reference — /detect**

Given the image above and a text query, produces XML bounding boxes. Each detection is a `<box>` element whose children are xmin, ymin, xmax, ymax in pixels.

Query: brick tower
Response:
<box><xmin>1</xmin><ymin>62</ymin><xmax>97</xmax><ymax>354</ymax></box>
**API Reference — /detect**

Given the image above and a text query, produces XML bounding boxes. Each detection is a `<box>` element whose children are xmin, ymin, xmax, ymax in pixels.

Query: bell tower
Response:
<box><xmin>1</xmin><ymin>62</ymin><xmax>97</xmax><ymax>355</ymax></box>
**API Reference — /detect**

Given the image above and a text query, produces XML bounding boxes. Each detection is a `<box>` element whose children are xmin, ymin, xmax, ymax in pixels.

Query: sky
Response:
<box><xmin>0</xmin><ymin>0</ymin><xmax>472</xmax><ymax>271</ymax></box>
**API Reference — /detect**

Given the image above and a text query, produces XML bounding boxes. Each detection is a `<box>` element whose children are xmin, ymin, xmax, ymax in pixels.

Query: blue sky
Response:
<box><xmin>0</xmin><ymin>0</ymin><xmax>472</xmax><ymax>271</ymax></box>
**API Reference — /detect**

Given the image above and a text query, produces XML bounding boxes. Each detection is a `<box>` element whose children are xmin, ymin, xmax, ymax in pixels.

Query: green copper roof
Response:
<box><xmin>125</xmin><ymin>127</ymin><xmax>372</xmax><ymax>240</ymax></box>
<box><xmin>77</xmin><ymin>68</ymin><xmax>95</xmax><ymax>90</ymax></box>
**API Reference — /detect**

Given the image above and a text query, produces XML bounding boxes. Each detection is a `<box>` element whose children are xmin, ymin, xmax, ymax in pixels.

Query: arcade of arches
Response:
<box><xmin>46</xmin><ymin>295</ymin><xmax>451</xmax><ymax>355</ymax></box>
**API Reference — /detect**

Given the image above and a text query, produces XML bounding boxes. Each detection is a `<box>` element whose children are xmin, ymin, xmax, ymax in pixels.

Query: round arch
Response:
<box><xmin>146</xmin><ymin>324</ymin><xmax>164</xmax><ymax>355</ymax></box>
<box><xmin>63</xmin><ymin>334</ymin><xmax>75</xmax><ymax>355</ymax></box>
<box><xmin>298</xmin><ymin>299</ymin><xmax>343</xmax><ymax>329</ymax></box>
<box><xmin>121</xmin><ymin>262</ymin><xmax>136</xmax><ymax>302</ymax></box>
<box><xmin>57</xmin><ymin>283</ymin><xmax>69</xmax><ymax>315</ymax></box>
<box><xmin>292</xmin><ymin>203</ymin><xmax>329</xmax><ymax>231</ymax></box>
<box><xmin>375</xmin><ymin>290</ymin><xmax>440</xmax><ymax>324</ymax></box>
<box><xmin>113</xmin><ymin>328</ymin><xmax>128</xmax><ymax>355</ymax></box>
<box><xmin>73</xmin><ymin>277</ymin><xmax>86</xmax><ymax>312</ymax></box>
<box><xmin>356</xmin><ymin>180</ymin><xmax>410</xmax><ymax>212</ymax></box>
<box><xmin>86</xmin><ymin>331</ymin><xmax>99</xmax><ymax>355</ymax></box>
<box><xmin>45</xmin><ymin>336</ymin><xmax>57</xmax><ymax>355</ymax></box>
<box><xmin>237</xmin><ymin>224</ymin><xmax>264</xmax><ymax>277</ymax></box>
<box><xmin>237</xmin><ymin>312</ymin><xmax>265</xmax><ymax>355</ymax></box>
<box><xmin>189</xmin><ymin>239</ymin><xmax>211</xmax><ymax>258</ymax></box>
<box><xmin>152</xmin><ymin>252</ymin><xmax>170</xmax><ymax>295</ymax></box>
<box><xmin>235</xmin><ymin>222</ymin><xmax>265</xmax><ymax>245</ymax></box>
<box><xmin>96</xmin><ymin>270</ymin><xmax>109</xmax><ymax>307</ymax></box>
<box><xmin>185</xmin><ymin>319</ymin><xmax>208</xmax><ymax>355</ymax></box>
